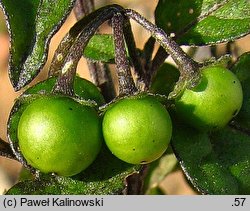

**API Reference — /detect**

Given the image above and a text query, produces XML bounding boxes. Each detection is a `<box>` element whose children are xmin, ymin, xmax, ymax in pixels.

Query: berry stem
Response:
<box><xmin>122</xmin><ymin>17</ymin><xmax>144</xmax><ymax>90</ymax></box>
<box><xmin>48</xmin><ymin>5</ymin><xmax>104</xmax><ymax>77</ymax></box>
<box><xmin>125</xmin><ymin>9</ymin><xmax>200</xmax><ymax>97</ymax></box>
<box><xmin>73</xmin><ymin>1</ymin><xmax>117</xmax><ymax>102</ymax></box>
<box><xmin>52</xmin><ymin>5</ymin><xmax>124</xmax><ymax>96</ymax></box>
<box><xmin>49</xmin><ymin>4</ymin><xmax>124</xmax><ymax>77</ymax></box>
<box><xmin>142</xmin><ymin>36</ymin><xmax>156</xmax><ymax>89</ymax></box>
<box><xmin>112</xmin><ymin>12</ymin><xmax>137</xmax><ymax>95</ymax></box>
<box><xmin>151</xmin><ymin>46</ymin><xmax>168</xmax><ymax>78</ymax></box>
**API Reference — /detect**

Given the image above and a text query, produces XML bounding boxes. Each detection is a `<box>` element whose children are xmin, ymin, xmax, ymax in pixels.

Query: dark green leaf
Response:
<box><xmin>83</xmin><ymin>34</ymin><xmax>115</xmax><ymax>63</ymax></box>
<box><xmin>7</xmin><ymin>146</ymin><xmax>140</xmax><ymax>195</ymax></box>
<box><xmin>231</xmin><ymin>52</ymin><xmax>250</xmax><ymax>130</ymax></box>
<box><xmin>210</xmin><ymin>128</ymin><xmax>250</xmax><ymax>194</ymax></box>
<box><xmin>0</xmin><ymin>0</ymin><xmax>76</xmax><ymax>90</ymax></box>
<box><xmin>150</xmin><ymin>63</ymin><xmax>180</xmax><ymax>96</ymax></box>
<box><xmin>171</xmin><ymin>120</ymin><xmax>250</xmax><ymax>194</ymax></box>
<box><xmin>0</xmin><ymin>0</ymin><xmax>40</xmax><ymax>85</ymax></box>
<box><xmin>155</xmin><ymin>0</ymin><xmax>250</xmax><ymax>45</ymax></box>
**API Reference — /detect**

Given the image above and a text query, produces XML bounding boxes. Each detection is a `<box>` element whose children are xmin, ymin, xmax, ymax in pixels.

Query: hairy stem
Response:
<box><xmin>52</xmin><ymin>5</ymin><xmax>124</xmax><ymax>95</ymax></box>
<box><xmin>151</xmin><ymin>46</ymin><xmax>168</xmax><ymax>77</ymax></box>
<box><xmin>49</xmin><ymin>4</ymin><xmax>123</xmax><ymax>77</ymax></box>
<box><xmin>73</xmin><ymin>0</ymin><xmax>116</xmax><ymax>101</ymax></box>
<box><xmin>122</xmin><ymin>17</ymin><xmax>144</xmax><ymax>89</ymax></box>
<box><xmin>48</xmin><ymin>5</ymin><xmax>100</xmax><ymax>77</ymax></box>
<box><xmin>151</xmin><ymin>0</ymin><xmax>228</xmax><ymax>78</ymax></box>
<box><xmin>125</xmin><ymin>9</ymin><xmax>200</xmax><ymax>97</ymax></box>
<box><xmin>125</xmin><ymin>9</ymin><xmax>199</xmax><ymax>77</ymax></box>
<box><xmin>112</xmin><ymin>13</ymin><xmax>137</xmax><ymax>95</ymax></box>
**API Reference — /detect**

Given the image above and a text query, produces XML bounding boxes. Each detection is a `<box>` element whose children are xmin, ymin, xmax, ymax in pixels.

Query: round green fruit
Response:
<box><xmin>17</xmin><ymin>95</ymin><xmax>102</xmax><ymax>176</ymax></box>
<box><xmin>102</xmin><ymin>94</ymin><xmax>172</xmax><ymax>164</ymax></box>
<box><xmin>175</xmin><ymin>66</ymin><xmax>243</xmax><ymax>131</ymax></box>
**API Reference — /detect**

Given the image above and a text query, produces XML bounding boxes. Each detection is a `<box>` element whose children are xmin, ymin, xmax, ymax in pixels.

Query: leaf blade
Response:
<box><xmin>155</xmin><ymin>0</ymin><xmax>250</xmax><ymax>45</ymax></box>
<box><xmin>7</xmin><ymin>146</ymin><xmax>140</xmax><ymax>195</ymax></box>
<box><xmin>231</xmin><ymin>52</ymin><xmax>250</xmax><ymax>130</ymax></box>
<box><xmin>171</xmin><ymin>120</ymin><xmax>250</xmax><ymax>194</ymax></box>
<box><xmin>0</xmin><ymin>0</ymin><xmax>40</xmax><ymax>86</ymax></box>
<box><xmin>83</xmin><ymin>34</ymin><xmax>116</xmax><ymax>63</ymax></box>
<box><xmin>0</xmin><ymin>0</ymin><xmax>76</xmax><ymax>90</ymax></box>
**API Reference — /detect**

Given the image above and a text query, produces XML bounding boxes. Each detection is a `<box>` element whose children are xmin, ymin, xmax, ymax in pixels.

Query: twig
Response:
<box><xmin>122</xmin><ymin>17</ymin><xmax>144</xmax><ymax>89</ymax></box>
<box><xmin>151</xmin><ymin>0</ymin><xmax>229</xmax><ymax>76</ymax></box>
<box><xmin>112</xmin><ymin>13</ymin><xmax>137</xmax><ymax>95</ymax></box>
<box><xmin>73</xmin><ymin>1</ymin><xmax>117</xmax><ymax>101</ymax></box>
<box><xmin>52</xmin><ymin>5</ymin><xmax>124</xmax><ymax>95</ymax></box>
<box><xmin>151</xmin><ymin>46</ymin><xmax>168</xmax><ymax>78</ymax></box>
<box><xmin>125</xmin><ymin>9</ymin><xmax>200</xmax><ymax>98</ymax></box>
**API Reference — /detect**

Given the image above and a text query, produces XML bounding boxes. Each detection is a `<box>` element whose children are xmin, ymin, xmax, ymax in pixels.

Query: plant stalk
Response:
<box><xmin>52</xmin><ymin>5</ymin><xmax>124</xmax><ymax>95</ymax></box>
<box><xmin>112</xmin><ymin>13</ymin><xmax>137</xmax><ymax>95</ymax></box>
<box><xmin>122</xmin><ymin>17</ymin><xmax>144</xmax><ymax>90</ymax></box>
<box><xmin>73</xmin><ymin>0</ymin><xmax>116</xmax><ymax>102</ymax></box>
<box><xmin>125</xmin><ymin>9</ymin><xmax>200</xmax><ymax>98</ymax></box>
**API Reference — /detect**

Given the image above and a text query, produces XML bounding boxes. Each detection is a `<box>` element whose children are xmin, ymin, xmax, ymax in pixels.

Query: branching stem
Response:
<box><xmin>125</xmin><ymin>9</ymin><xmax>199</xmax><ymax>76</ymax></box>
<box><xmin>125</xmin><ymin>9</ymin><xmax>200</xmax><ymax>97</ymax></box>
<box><xmin>73</xmin><ymin>0</ymin><xmax>117</xmax><ymax>102</ymax></box>
<box><xmin>52</xmin><ymin>5</ymin><xmax>124</xmax><ymax>96</ymax></box>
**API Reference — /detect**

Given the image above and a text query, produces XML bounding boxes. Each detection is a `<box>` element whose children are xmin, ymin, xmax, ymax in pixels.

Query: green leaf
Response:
<box><xmin>83</xmin><ymin>34</ymin><xmax>115</xmax><ymax>63</ymax></box>
<box><xmin>0</xmin><ymin>0</ymin><xmax>76</xmax><ymax>90</ymax></box>
<box><xmin>155</xmin><ymin>0</ymin><xmax>250</xmax><ymax>45</ymax></box>
<box><xmin>143</xmin><ymin>148</ymin><xmax>178</xmax><ymax>194</ymax></box>
<box><xmin>7</xmin><ymin>146</ymin><xmax>140</xmax><ymax>195</ymax></box>
<box><xmin>150</xmin><ymin>63</ymin><xmax>180</xmax><ymax>96</ymax></box>
<box><xmin>210</xmin><ymin>128</ymin><xmax>250</xmax><ymax>194</ymax></box>
<box><xmin>231</xmin><ymin>52</ymin><xmax>250</xmax><ymax>130</ymax></box>
<box><xmin>171</xmin><ymin>120</ymin><xmax>250</xmax><ymax>194</ymax></box>
<box><xmin>0</xmin><ymin>0</ymin><xmax>40</xmax><ymax>85</ymax></box>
